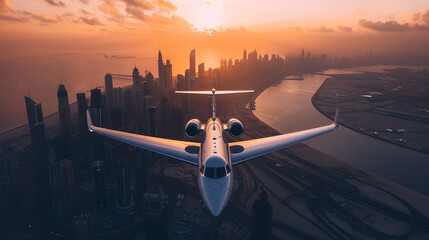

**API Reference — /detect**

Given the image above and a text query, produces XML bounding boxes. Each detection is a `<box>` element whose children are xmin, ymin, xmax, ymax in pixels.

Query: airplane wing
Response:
<box><xmin>229</xmin><ymin>109</ymin><xmax>339</xmax><ymax>165</ymax></box>
<box><xmin>86</xmin><ymin>111</ymin><xmax>200</xmax><ymax>165</ymax></box>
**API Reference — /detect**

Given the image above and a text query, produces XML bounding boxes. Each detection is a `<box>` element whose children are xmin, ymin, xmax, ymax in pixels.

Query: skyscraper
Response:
<box><xmin>1</xmin><ymin>147</ymin><xmax>19</xmax><ymax>210</ymax></box>
<box><xmin>143</xmin><ymin>193</ymin><xmax>169</xmax><ymax>240</ymax></box>
<box><xmin>24</xmin><ymin>96</ymin><xmax>50</xmax><ymax>209</ymax></box>
<box><xmin>147</xmin><ymin>106</ymin><xmax>157</xmax><ymax>137</ymax></box>
<box><xmin>116</xmin><ymin>158</ymin><xmax>134</xmax><ymax>214</ymax></box>
<box><xmin>92</xmin><ymin>160</ymin><xmax>106</xmax><ymax>207</ymax></box>
<box><xmin>198</xmin><ymin>62</ymin><xmax>204</xmax><ymax>89</ymax></box>
<box><xmin>158</xmin><ymin>51</ymin><xmax>165</xmax><ymax>87</ymax></box>
<box><xmin>132</xmin><ymin>66</ymin><xmax>140</xmax><ymax>89</ymax></box>
<box><xmin>190</xmin><ymin>48</ymin><xmax>196</xmax><ymax>79</ymax></box>
<box><xmin>105</xmin><ymin>73</ymin><xmax>114</xmax><ymax>125</ymax></box>
<box><xmin>301</xmin><ymin>48</ymin><xmax>305</xmax><ymax>59</ymax></box>
<box><xmin>57</xmin><ymin>84</ymin><xmax>72</xmax><ymax>137</ymax></box>
<box><xmin>165</xmin><ymin>59</ymin><xmax>172</xmax><ymax>90</ymax></box>
<box><xmin>243</xmin><ymin>49</ymin><xmax>247</xmax><ymax>62</ymax></box>
<box><xmin>136</xmin><ymin>150</ymin><xmax>147</xmax><ymax>197</ymax></box>
<box><xmin>77</xmin><ymin>93</ymin><xmax>88</xmax><ymax>139</ymax></box>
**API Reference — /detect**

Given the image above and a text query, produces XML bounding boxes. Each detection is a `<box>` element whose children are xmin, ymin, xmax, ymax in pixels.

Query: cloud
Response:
<box><xmin>45</xmin><ymin>0</ymin><xmax>65</xmax><ymax>7</ymax></box>
<box><xmin>359</xmin><ymin>9</ymin><xmax>429</xmax><ymax>33</ymax></box>
<box><xmin>156</xmin><ymin>0</ymin><xmax>177</xmax><ymax>12</ymax></box>
<box><xmin>308</xmin><ymin>25</ymin><xmax>334</xmax><ymax>33</ymax></box>
<box><xmin>125</xmin><ymin>5</ymin><xmax>146</xmax><ymax>21</ymax></box>
<box><xmin>80</xmin><ymin>16</ymin><xmax>104</xmax><ymax>26</ymax></box>
<box><xmin>359</xmin><ymin>19</ymin><xmax>411</xmax><ymax>32</ymax></box>
<box><xmin>22</xmin><ymin>11</ymin><xmax>59</xmax><ymax>23</ymax></box>
<box><xmin>0</xmin><ymin>0</ymin><xmax>11</xmax><ymax>12</ymax></box>
<box><xmin>99</xmin><ymin>1</ymin><xmax>125</xmax><ymax>23</ymax></box>
<box><xmin>80</xmin><ymin>9</ymin><xmax>91</xmax><ymax>15</ymax></box>
<box><xmin>79</xmin><ymin>0</ymin><xmax>89</xmax><ymax>4</ymax></box>
<box><xmin>122</xmin><ymin>0</ymin><xmax>152</xmax><ymax>10</ymax></box>
<box><xmin>337</xmin><ymin>26</ymin><xmax>353</xmax><ymax>32</ymax></box>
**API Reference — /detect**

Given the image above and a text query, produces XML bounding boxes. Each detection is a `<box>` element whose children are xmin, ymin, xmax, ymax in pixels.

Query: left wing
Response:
<box><xmin>87</xmin><ymin>110</ymin><xmax>200</xmax><ymax>165</ymax></box>
<box><xmin>229</xmin><ymin>109</ymin><xmax>339</xmax><ymax>165</ymax></box>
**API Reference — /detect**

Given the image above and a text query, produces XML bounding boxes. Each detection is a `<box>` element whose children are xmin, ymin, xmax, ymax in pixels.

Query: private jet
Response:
<box><xmin>86</xmin><ymin>89</ymin><xmax>340</xmax><ymax>216</ymax></box>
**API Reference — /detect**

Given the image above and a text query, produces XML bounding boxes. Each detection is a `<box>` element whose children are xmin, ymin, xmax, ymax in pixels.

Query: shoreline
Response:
<box><xmin>311</xmin><ymin>74</ymin><xmax>429</xmax><ymax>156</ymax></box>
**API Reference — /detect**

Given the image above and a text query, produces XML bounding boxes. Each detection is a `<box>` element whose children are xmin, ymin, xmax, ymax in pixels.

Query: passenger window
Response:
<box><xmin>205</xmin><ymin>167</ymin><xmax>215</xmax><ymax>178</ymax></box>
<box><xmin>216</xmin><ymin>167</ymin><xmax>226</xmax><ymax>177</ymax></box>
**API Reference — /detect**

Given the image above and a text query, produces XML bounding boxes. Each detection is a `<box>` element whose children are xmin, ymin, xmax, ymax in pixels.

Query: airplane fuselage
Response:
<box><xmin>197</xmin><ymin>118</ymin><xmax>233</xmax><ymax>216</ymax></box>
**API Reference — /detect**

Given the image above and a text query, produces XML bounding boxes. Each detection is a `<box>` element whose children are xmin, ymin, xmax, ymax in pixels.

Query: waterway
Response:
<box><xmin>254</xmin><ymin>66</ymin><xmax>429</xmax><ymax>196</ymax></box>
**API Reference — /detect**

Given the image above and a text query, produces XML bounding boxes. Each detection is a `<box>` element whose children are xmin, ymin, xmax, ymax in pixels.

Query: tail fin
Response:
<box><xmin>175</xmin><ymin>88</ymin><xmax>254</xmax><ymax>122</ymax></box>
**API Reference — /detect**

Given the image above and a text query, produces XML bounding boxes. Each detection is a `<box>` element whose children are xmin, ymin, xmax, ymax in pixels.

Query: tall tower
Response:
<box><xmin>105</xmin><ymin>73</ymin><xmax>114</xmax><ymax>125</ymax></box>
<box><xmin>92</xmin><ymin>160</ymin><xmax>106</xmax><ymax>207</ymax></box>
<box><xmin>116</xmin><ymin>158</ymin><xmax>134</xmax><ymax>214</ymax></box>
<box><xmin>76</xmin><ymin>93</ymin><xmax>88</xmax><ymax>139</ymax></box>
<box><xmin>1</xmin><ymin>147</ymin><xmax>19</xmax><ymax>210</ymax></box>
<box><xmin>165</xmin><ymin>60</ymin><xmax>172</xmax><ymax>90</ymax></box>
<box><xmin>158</xmin><ymin>51</ymin><xmax>165</xmax><ymax>87</ymax></box>
<box><xmin>301</xmin><ymin>48</ymin><xmax>305</xmax><ymax>59</ymax></box>
<box><xmin>190</xmin><ymin>48</ymin><xmax>196</xmax><ymax>80</ymax></box>
<box><xmin>57</xmin><ymin>84</ymin><xmax>72</xmax><ymax>152</ymax></box>
<box><xmin>132</xmin><ymin>66</ymin><xmax>140</xmax><ymax>89</ymax></box>
<box><xmin>198</xmin><ymin>63</ymin><xmax>205</xmax><ymax>89</ymax></box>
<box><xmin>24</xmin><ymin>96</ymin><xmax>50</xmax><ymax>208</ymax></box>
<box><xmin>243</xmin><ymin>49</ymin><xmax>247</xmax><ymax>62</ymax></box>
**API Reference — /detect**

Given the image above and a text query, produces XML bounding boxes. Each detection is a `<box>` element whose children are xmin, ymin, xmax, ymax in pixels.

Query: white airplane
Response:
<box><xmin>86</xmin><ymin>89</ymin><xmax>339</xmax><ymax>216</ymax></box>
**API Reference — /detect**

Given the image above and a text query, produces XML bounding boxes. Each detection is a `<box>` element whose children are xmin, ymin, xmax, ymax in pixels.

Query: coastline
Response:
<box><xmin>311</xmin><ymin>74</ymin><xmax>429</xmax><ymax>156</ymax></box>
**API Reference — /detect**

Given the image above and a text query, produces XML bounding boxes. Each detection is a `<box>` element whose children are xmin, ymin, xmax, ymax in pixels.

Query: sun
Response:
<box><xmin>188</xmin><ymin>1</ymin><xmax>226</xmax><ymax>35</ymax></box>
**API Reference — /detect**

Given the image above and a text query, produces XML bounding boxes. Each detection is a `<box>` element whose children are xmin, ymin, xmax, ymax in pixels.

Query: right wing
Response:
<box><xmin>229</xmin><ymin>108</ymin><xmax>339</xmax><ymax>165</ymax></box>
<box><xmin>87</xmin><ymin>110</ymin><xmax>200</xmax><ymax>165</ymax></box>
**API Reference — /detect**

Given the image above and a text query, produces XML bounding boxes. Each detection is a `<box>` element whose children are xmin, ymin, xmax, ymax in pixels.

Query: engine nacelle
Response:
<box><xmin>185</xmin><ymin>119</ymin><xmax>202</xmax><ymax>138</ymax></box>
<box><xmin>227</xmin><ymin>118</ymin><xmax>244</xmax><ymax>137</ymax></box>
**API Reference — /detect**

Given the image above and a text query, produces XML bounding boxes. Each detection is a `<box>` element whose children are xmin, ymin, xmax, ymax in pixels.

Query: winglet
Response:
<box><xmin>86</xmin><ymin>110</ymin><xmax>94</xmax><ymax>132</ymax></box>
<box><xmin>333</xmin><ymin>108</ymin><xmax>340</xmax><ymax>128</ymax></box>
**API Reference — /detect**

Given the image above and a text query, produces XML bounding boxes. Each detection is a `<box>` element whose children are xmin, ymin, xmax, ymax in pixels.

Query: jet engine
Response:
<box><xmin>226</xmin><ymin>118</ymin><xmax>244</xmax><ymax>137</ymax></box>
<box><xmin>185</xmin><ymin>119</ymin><xmax>202</xmax><ymax>138</ymax></box>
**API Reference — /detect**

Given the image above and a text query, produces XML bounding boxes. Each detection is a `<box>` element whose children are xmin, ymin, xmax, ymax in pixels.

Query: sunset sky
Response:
<box><xmin>1</xmin><ymin>0</ymin><xmax>429</xmax><ymax>62</ymax></box>
<box><xmin>1</xmin><ymin>0</ymin><xmax>429</xmax><ymax>131</ymax></box>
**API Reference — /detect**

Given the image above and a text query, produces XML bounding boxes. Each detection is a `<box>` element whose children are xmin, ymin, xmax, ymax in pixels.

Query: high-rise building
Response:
<box><xmin>176</xmin><ymin>74</ymin><xmax>185</xmax><ymax>90</ymax></box>
<box><xmin>185</xmin><ymin>69</ymin><xmax>191</xmax><ymax>90</ymax></box>
<box><xmin>243</xmin><ymin>49</ymin><xmax>247</xmax><ymax>62</ymax></box>
<box><xmin>17</xmin><ymin>155</ymin><xmax>40</xmax><ymax>210</ymax></box>
<box><xmin>132</xmin><ymin>66</ymin><xmax>140</xmax><ymax>89</ymax></box>
<box><xmin>49</xmin><ymin>157</ymin><xmax>66</xmax><ymax>219</ymax></box>
<box><xmin>105</xmin><ymin>73</ymin><xmax>114</xmax><ymax>125</ymax></box>
<box><xmin>301</xmin><ymin>48</ymin><xmax>305</xmax><ymax>59</ymax></box>
<box><xmin>24</xmin><ymin>96</ymin><xmax>50</xmax><ymax>209</ymax></box>
<box><xmin>116</xmin><ymin>158</ymin><xmax>134</xmax><ymax>214</ymax></box>
<box><xmin>135</xmin><ymin>150</ymin><xmax>147</xmax><ymax>197</ymax></box>
<box><xmin>113</xmin><ymin>87</ymin><xmax>123</xmax><ymax>108</ymax></box>
<box><xmin>92</xmin><ymin>160</ymin><xmax>106</xmax><ymax>207</ymax></box>
<box><xmin>111</xmin><ymin>108</ymin><xmax>123</xmax><ymax>130</ymax></box>
<box><xmin>57</xmin><ymin>84</ymin><xmax>72</xmax><ymax>137</ymax></box>
<box><xmin>165</xmin><ymin>60</ymin><xmax>172</xmax><ymax>90</ymax></box>
<box><xmin>1</xmin><ymin>147</ymin><xmax>19</xmax><ymax>210</ymax></box>
<box><xmin>143</xmin><ymin>193</ymin><xmax>169</xmax><ymax>240</ymax></box>
<box><xmin>147</xmin><ymin>106</ymin><xmax>157</xmax><ymax>137</ymax></box>
<box><xmin>251</xmin><ymin>188</ymin><xmax>273</xmax><ymax>240</ymax></box>
<box><xmin>158</xmin><ymin>51</ymin><xmax>165</xmax><ymax>87</ymax></box>
<box><xmin>77</xmin><ymin>93</ymin><xmax>88</xmax><ymax>138</ymax></box>
<box><xmin>190</xmin><ymin>48</ymin><xmax>196</xmax><ymax>79</ymax></box>
<box><xmin>198</xmin><ymin>63</ymin><xmax>204</xmax><ymax>89</ymax></box>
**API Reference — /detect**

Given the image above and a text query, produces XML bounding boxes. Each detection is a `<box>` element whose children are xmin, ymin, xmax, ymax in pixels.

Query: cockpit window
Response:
<box><xmin>200</xmin><ymin>165</ymin><xmax>205</xmax><ymax>174</ymax></box>
<box><xmin>203</xmin><ymin>165</ymin><xmax>229</xmax><ymax>178</ymax></box>
<box><xmin>204</xmin><ymin>167</ymin><xmax>215</xmax><ymax>178</ymax></box>
<box><xmin>216</xmin><ymin>167</ymin><xmax>226</xmax><ymax>177</ymax></box>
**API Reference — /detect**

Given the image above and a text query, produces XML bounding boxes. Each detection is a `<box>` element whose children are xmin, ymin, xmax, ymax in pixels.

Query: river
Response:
<box><xmin>254</xmin><ymin>66</ymin><xmax>429</xmax><ymax>196</ymax></box>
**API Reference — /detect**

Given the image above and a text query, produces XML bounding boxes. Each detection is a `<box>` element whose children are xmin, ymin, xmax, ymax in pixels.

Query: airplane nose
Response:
<box><xmin>203</xmin><ymin>180</ymin><xmax>229</xmax><ymax>216</ymax></box>
<box><xmin>207</xmin><ymin>197</ymin><xmax>225</xmax><ymax>216</ymax></box>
